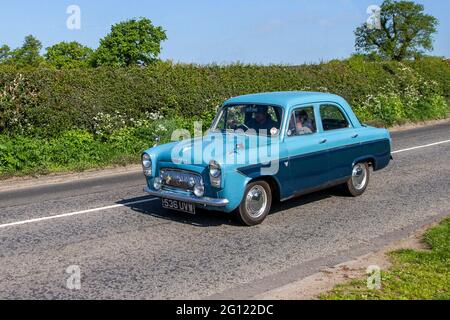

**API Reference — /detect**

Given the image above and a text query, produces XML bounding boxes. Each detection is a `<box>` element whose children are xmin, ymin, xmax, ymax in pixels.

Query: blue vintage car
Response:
<box><xmin>142</xmin><ymin>92</ymin><xmax>392</xmax><ymax>225</ymax></box>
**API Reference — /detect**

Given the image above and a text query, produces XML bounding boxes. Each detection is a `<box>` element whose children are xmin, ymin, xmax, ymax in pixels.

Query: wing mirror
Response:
<box><xmin>154</xmin><ymin>136</ymin><xmax>161</xmax><ymax>147</ymax></box>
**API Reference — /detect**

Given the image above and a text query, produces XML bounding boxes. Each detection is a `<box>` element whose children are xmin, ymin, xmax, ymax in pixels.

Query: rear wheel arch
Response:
<box><xmin>344</xmin><ymin>162</ymin><xmax>370</xmax><ymax>197</ymax></box>
<box><xmin>353</xmin><ymin>156</ymin><xmax>376</xmax><ymax>169</ymax></box>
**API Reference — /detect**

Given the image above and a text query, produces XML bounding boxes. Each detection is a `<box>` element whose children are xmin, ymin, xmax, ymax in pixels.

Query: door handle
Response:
<box><xmin>352</xmin><ymin>134</ymin><xmax>359</xmax><ymax>138</ymax></box>
<box><xmin>319</xmin><ymin>139</ymin><xmax>327</xmax><ymax>144</ymax></box>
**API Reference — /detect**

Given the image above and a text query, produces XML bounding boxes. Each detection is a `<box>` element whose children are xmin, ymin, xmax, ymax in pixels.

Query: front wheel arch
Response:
<box><xmin>236</xmin><ymin>179</ymin><xmax>273</xmax><ymax>226</ymax></box>
<box><xmin>249</xmin><ymin>176</ymin><xmax>280</xmax><ymax>203</ymax></box>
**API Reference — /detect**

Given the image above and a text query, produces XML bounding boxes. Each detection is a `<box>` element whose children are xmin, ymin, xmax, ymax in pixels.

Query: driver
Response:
<box><xmin>246</xmin><ymin>106</ymin><xmax>278</xmax><ymax>133</ymax></box>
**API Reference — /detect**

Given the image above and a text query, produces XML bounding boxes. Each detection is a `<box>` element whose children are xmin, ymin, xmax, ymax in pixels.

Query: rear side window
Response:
<box><xmin>287</xmin><ymin>107</ymin><xmax>317</xmax><ymax>136</ymax></box>
<box><xmin>320</xmin><ymin>104</ymin><xmax>350</xmax><ymax>131</ymax></box>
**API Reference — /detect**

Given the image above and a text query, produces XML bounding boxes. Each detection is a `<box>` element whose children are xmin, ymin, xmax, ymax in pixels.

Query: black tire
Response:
<box><xmin>344</xmin><ymin>162</ymin><xmax>370</xmax><ymax>197</ymax></box>
<box><xmin>237</xmin><ymin>180</ymin><xmax>272</xmax><ymax>226</ymax></box>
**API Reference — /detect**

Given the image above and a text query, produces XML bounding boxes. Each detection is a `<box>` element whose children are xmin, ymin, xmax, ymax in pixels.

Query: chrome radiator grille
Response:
<box><xmin>160</xmin><ymin>169</ymin><xmax>203</xmax><ymax>191</ymax></box>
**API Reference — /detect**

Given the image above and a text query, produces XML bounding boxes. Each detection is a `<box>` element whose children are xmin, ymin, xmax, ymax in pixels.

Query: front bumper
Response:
<box><xmin>143</xmin><ymin>187</ymin><xmax>230</xmax><ymax>207</ymax></box>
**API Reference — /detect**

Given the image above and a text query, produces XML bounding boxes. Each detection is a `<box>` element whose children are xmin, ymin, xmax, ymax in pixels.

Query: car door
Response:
<box><xmin>319</xmin><ymin>103</ymin><xmax>361</xmax><ymax>182</ymax></box>
<box><xmin>285</xmin><ymin>105</ymin><xmax>330</xmax><ymax>196</ymax></box>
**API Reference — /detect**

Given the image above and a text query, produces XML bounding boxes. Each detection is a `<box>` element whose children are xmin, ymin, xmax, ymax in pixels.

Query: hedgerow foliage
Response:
<box><xmin>1</xmin><ymin>56</ymin><xmax>448</xmax><ymax>137</ymax></box>
<box><xmin>0</xmin><ymin>56</ymin><xmax>448</xmax><ymax>176</ymax></box>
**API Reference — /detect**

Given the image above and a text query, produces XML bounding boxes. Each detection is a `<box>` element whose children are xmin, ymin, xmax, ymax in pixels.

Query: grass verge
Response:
<box><xmin>320</xmin><ymin>217</ymin><xmax>450</xmax><ymax>300</ymax></box>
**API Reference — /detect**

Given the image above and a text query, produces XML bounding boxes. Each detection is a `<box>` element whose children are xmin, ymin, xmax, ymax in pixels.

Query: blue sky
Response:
<box><xmin>0</xmin><ymin>0</ymin><xmax>448</xmax><ymax>64</ymax></box>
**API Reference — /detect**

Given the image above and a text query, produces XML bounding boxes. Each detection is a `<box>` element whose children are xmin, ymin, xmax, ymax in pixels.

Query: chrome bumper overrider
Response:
<box><xmin>143</xmin><ymin>187</ymin><xmax>229</xmax><ymax>207</ymax></box>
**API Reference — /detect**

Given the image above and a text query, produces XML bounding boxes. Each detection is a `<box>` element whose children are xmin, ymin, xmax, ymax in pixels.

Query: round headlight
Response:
<box><xmin>209</xmin><ymin>160</ymin><xmax>221</xmax><ymax>178</ymax></box>
<box><xmin>142</xmin><ymin>153</ymin><xmax>152</xmax><ymax>168</ymax></box>
<box><xmin>154</xmin><ymin>177</ymin><xmax>163</xmax><ymax>190</ymax></box>
<box><xmin>193</xmin><ymin>184</ymin><xmax>205</xmax><ymax>197</ymax></box>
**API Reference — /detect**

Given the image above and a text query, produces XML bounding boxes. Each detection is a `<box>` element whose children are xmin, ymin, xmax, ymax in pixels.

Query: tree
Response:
<box><xmin>355</xmin><ymin>0</ymin><xmax>438</xmax><ymax>61</ymax></box>
<box><xmin>10</xmin><ymin>35</ymin><xmax>44</xmax><ymax>67</ymax></box>
<box><xmin>45</xmin><ymin>41</ymin><xmax>93</xmax><ymax>69</ymax></box>
<box><xmin>0</xmin><ymin>45</ymin><xmax>11</xmax><ymax>63</ymax></box>
<box><xmin>93</xmin><ymin>18</ymin><xmax>167</xmax><ymax>67</ymax></box>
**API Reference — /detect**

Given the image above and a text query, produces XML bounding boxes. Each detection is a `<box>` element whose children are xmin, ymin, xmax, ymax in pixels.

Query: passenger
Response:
<box><xmin>296</xmin><ymin>110</ymin><xmax>314</xmax><ymax>135</ymax></box>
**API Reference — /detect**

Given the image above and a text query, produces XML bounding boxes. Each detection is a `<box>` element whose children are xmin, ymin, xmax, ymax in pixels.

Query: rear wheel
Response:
<box><xmin>344</xmin><ymin>162</ymin><xmax>370</xmax><ymax>197</ymax></box>
<box><xmin>237</xmin><ymin>181</ymin><xmax>272</xmax><ymax>226</ymax></box>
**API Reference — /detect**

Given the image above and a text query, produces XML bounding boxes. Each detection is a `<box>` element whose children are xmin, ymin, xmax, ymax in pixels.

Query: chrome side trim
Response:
<box><xmin>143</xmin><ymin>187</ymin><xmax>229</xmax><ymax>207</ymax></box>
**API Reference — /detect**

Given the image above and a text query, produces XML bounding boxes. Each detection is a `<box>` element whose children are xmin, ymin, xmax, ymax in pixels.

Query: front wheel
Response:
<box><xmin>237</xmin><ymin>181</ymin><xmax>272</xmax><ymax>226</ymax></box>
<box><xmin>344</xmin><ymin>162</ymin><xmax>370</xmax><ymax>197</ymax></box>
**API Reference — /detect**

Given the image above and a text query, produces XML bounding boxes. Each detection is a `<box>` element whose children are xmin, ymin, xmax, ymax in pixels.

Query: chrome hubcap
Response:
<box><xmin>352</xmin><ymin>164</ymin><xmax>367</xmax><ymax>190</ymax></box>
<box><xmin>245</xmin><ymin>185</ymin><xmax>268</xmax><ymax>219</ymax></box>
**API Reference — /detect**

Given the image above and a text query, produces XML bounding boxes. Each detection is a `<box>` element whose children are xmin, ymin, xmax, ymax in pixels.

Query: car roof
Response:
<box><xmin>223</xmin><ymin>91</ymin><xmax>346</xmax><ymax>108</ymax></box>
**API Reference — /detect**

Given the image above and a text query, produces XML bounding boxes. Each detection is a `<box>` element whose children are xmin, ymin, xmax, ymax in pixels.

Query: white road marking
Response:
<box><xmin>0</xmin><ymin>198</ymin><xmax>158</xmax><ymax>229</ymax></box>
<box><xmin>391</xmin><ymin>140</ymin><xmax>450</xmax><ymax>154</ymax></box>
<box><xmin>1</xmin><ymin>139</ymin><xmax>449</xmax><ymax>229</ymax></box>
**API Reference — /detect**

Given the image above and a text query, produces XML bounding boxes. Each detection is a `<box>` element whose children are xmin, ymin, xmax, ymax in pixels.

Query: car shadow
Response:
<box><xmin>118</xmin><ymin>196</ymin><xmax>241</xmax><ymax>227</ymax></box>
<box><xmin>270</xmin><ymin>186</ymin><xmax>346</xmax><ymax>214</ymax></box>
<box><xmin>119</xmin><ymin>186</ymin><xmax>349</xmax><ymax>227</ymax></box>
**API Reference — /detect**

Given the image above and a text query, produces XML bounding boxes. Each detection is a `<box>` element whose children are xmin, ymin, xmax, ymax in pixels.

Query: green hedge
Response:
<box><xmin>0</xmin><ymin>56</ymin><xmax>449</xmax><ymax>176</ymax></box>
<box><xmin>1</xmin><ymin>56</ymin><xmax>448</xmax><ymax>138</ymax></box>
<box><xmin>0</xmin><ymin>117</ymin><xmax>183</xmax><ymax>176</ymax></box>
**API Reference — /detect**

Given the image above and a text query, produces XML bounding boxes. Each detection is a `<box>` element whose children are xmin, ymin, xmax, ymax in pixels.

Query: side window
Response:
<box><xmin>320</xmin><ymin>104</ymin><xmax>350</xmax><ymax>131</ymax></box>
<box><xmin>287</xmin><ymin>107</ymin><xmax>317</xmax><ymax>137</ymax></box>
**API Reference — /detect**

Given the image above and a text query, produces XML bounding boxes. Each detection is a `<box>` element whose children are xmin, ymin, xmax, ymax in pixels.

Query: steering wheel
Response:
<box><xmin>236</xmin><ymin>124</ymin><xmax>250</xmax><ymax>131</ymax></box>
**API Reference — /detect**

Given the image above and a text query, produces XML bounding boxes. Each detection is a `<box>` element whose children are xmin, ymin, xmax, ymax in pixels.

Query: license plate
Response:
<box><xmin>161</xmin><ymin>198</ymin><xmax>196</xmax><ymax>215</ymax></box>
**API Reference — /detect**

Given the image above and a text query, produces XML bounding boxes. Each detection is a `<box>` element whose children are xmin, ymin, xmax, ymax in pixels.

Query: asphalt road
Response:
<box><xmin>0</xmin><ymin>122</ymin><xmax>449</xmax><ymax>299</ymax></box>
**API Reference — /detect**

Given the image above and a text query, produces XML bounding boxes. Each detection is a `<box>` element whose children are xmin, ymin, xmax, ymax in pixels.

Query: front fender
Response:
<box><xmin>208</xmin><ymin>169</ymin><xmax>251</xmax><ymax>213</ymax></box>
